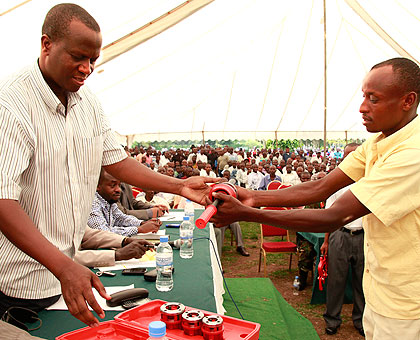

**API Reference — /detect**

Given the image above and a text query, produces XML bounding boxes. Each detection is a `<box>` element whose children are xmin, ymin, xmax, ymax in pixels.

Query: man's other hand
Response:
<box><xmin>58</xmin><ymin>261</ymin><xmax>111</xmax><ymax>327</ymax></box>
<box><xmin>138</xmin><ymin>218</ymin><xmax>161</xmax><ymax>233</ymax></box>
<box><xmin>115</xmin><ymin>240</ymin><xmax>151</xmax><ymax>261</ymax></box>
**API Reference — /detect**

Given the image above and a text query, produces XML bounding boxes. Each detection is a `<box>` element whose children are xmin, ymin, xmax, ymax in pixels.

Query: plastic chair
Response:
<box><xmin>258</xmin><ymin>207</ymin><xmax>297</xmax><ymax>277</ymax></box>
<box><xmin>131</xmin><ymin>187</ymin><xmax>142</xmax><ymax>198</ymax></box>
<box><xmin>266</xmin><ymin>180</ymin><xmax>282</xmax><ymax>190</ymax></box>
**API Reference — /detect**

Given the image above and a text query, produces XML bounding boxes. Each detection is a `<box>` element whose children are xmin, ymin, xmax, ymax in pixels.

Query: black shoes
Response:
<box><xmin>236</xmin><ymin>246</ymin><xmax>250</xmax><ymax>257</ymax></box>
<box><xmin>355</xmin><ymin>326</ymin><xmax>365</xmax><ymax>337</ymax></box>
<box><xmin>326</xmin><ymin>325</ymin><xmax>364</xmax><ymax>337</ymax></box>
<box><xmin>325</xmin><ymin>326</ymin><xmax>339</xmax><ymax>335</ymax></box>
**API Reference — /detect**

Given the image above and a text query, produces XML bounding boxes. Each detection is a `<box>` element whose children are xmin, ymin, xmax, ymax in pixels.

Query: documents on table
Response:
<box><xmin>133</xmin><ymin>229</ymin><xmax>165</xmax><ymax>240</ymax></box>
<box><xmin>96</xmin><ymin>249</ymin><xmax>156</xmax><ymax>271</ymax></box>
<box><xmin>159</xmin><ymin>211</ymin><xmax>185</xmax><ymax>222</ymax></box>
<box><xmin>46</xmin><ymin>285</ymin><xmax>135</xmax><ymax>311</ymax></box>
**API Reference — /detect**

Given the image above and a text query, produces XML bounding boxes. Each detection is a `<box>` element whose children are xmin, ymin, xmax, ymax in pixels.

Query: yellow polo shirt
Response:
<box><xmin>339</xmin><ymin>115</ymin><xmax>420</xmax><ymax>319</ymax></box>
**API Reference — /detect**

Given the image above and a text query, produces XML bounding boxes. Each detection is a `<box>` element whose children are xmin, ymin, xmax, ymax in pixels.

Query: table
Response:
<box><xmin>297</xmin><ymin>231</ymin><xmax>353</xmax><ymax>305</ymax></box>
<box><xmin>31</xmin><ymin>210</ymin><xmax>223</xmax><ymax>339</ymax></box>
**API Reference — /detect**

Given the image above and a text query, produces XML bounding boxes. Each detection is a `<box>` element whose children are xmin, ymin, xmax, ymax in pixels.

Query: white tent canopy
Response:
<box><xmin>1</xmin><ymin>0</ymin><xmax>420</xmax><ymax>142</ymax></box>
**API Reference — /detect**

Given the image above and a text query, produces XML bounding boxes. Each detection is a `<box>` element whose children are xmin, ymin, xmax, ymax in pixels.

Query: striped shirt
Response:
<box><xmin>88</xmin><ymin>192</ymin><xmax>141</xmax><ymax>237</ymax></box>
<box><xmin>0</xmin><ymin>62</ymin><xmax>126</xmax><ymax>299</ymax></box>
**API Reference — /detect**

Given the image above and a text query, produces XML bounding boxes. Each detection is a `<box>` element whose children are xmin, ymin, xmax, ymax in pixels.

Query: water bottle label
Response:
<box><xmin>156</xmin><ymin>254</ymin><xmax>173</xmax><ymax>266</ymax></box>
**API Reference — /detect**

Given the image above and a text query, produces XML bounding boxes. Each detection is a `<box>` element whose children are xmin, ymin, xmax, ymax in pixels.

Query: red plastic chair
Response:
<box><xmin>266</xmin><ymin>180</ymin><xmax>282</xmax><ymax>190</ymax></box>
<box><xmin>258</xmin><ymin>207</ymin><xmax>297</xmax><ymax>277</ymax></box>
<box><xmin>131</xmin><ymin>187</ymin><xmax>142</xmax><ymax>198</ymax></box>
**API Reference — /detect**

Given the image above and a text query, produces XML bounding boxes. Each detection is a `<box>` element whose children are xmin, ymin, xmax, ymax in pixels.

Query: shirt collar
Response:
<box><xmin>95</xmin><ymin>192</ymin><xmax>112</xmax><ymax>210</ymax></box>
<box><xmin>30</xmin><ymin>60</ymin><xmax>82</xmax><ymax>116</ymax></box>
<box><xmin>375</xmin><ymin>115</ymin><xmax>419</xmax><ymax>154</ymax></box>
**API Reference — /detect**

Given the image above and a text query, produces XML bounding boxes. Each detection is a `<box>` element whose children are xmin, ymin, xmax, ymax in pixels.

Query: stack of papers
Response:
<box><xmin>132</xmin><ymin>229</ymin><xmax>165</xmax><ymax>240</ymax></box>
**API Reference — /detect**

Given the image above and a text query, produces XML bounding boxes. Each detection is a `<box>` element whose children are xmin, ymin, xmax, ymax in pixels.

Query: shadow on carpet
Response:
<box><xmin>223</xmin><ymin>278</ymin><xmax>320</xmax><ymax>340</ymax></box>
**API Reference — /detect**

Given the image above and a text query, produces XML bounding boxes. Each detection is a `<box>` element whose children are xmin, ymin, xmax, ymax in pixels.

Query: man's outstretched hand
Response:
<box><xmin>180</xmin><ymin>176</ymin><xmax>220</xmax><ymax>206</ymax></box>
<box><xmin>209</xmin><ymin>191</ymin><xmax>251</xmax><ymax>227</ymax></box>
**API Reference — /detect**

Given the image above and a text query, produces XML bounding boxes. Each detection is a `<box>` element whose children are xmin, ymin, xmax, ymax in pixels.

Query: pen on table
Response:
<box><xmin>167</xmin><ymin>216</ymin><xmax>176</xmax><ymax>220</ymax></box>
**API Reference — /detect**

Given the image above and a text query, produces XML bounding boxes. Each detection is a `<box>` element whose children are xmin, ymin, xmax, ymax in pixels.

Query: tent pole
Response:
<box><xmin>323</xmin><ymin>0</ymin><xmax>327</xmax><ymax>159</ymax></box>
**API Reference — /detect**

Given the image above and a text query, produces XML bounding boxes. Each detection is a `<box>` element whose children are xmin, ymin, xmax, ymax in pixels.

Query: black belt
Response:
<box><xmin>340</xmin><ymin>227</ymin><xmax>363</xmax><ymax>236</ymax></box>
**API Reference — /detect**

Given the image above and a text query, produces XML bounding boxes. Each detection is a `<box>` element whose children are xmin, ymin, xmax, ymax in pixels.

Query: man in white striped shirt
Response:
<box><xmin>0</xmin><ymin>4</ymin><xmax>217</xmax><ymax>328</ymax></box>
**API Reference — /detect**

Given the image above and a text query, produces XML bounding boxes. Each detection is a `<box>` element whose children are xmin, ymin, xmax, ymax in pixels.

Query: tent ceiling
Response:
<box><xmin>1</xmin><ymin>0</ymin><xmax>420</xmax><ymax>142</ymax></box>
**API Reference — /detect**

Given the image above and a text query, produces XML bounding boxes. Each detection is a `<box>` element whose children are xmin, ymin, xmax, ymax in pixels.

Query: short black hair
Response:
<box><xmin>42</xmin><ymin>3</ymin><xmax>100</xmax><ymax>41</ymax></box>
<box><xmin>372</xmin><ymin>57</ymin><xmax>420</xmax><ymax>99</ymax></box>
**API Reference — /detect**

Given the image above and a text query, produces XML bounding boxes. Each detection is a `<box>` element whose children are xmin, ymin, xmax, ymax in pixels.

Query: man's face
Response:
<box><xmin>286</xmin><ymin>165</ymin><xmax>292</xmax><ymax>173</ymax></box>
<box><xmin>166</xmin><ymin>168</ymin><xmax>174</xmax><ymax>177</ymax></box>
<box><xmin>301</xmin><ymin>173</ymin><xmax>311</xmax><ymax>182</ymax></box>
<box><xmin>41</xmin><ymin>19</ymin><xmax>102</xmax><ymax>100</ymax></box>
<box><xmin>223</xmin><ymin>171</ymin><xmax>230</xmax><ymax>180</ymax></box>
<box><xmin>252</xmin><ymin>164</ymin><xmax>258</xmax><ymax>172</ymax></box>
<box><xmin>360</xmin><ymin>65</ymin><xmax>409</xmax><ymax>136</ymax></box>
<box><xmin>269</xmin><ymin>165</ymin><xmax>276</xmax><ymax>176</ymax></box>
<box><xmin>205</xmin><ymin>164</ymin><xmax>212</xmax><ymax>172</ymax></box>
<box><xmin>97</xmin><ymin>172</ymin><xmax>121</xmax><ymax>204</ymax></box>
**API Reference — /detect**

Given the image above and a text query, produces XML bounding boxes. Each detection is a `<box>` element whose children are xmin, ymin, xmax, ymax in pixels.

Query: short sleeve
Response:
<box><xmin>338</xmin><ymin>144</ymin><xmax>366</xmax><ymax>182</ymax></box>
<box><xmin>0</xmin><ymin>106</ymin><xmax>34</xmax><ymax>200</ymax></box>
<box><xmin>98</xmin><ymin>106</ymin><xmax>127</xmax><ymax>166</ymax></box>
<box><xmin>350</xmin><ymin>148</ymin><xmax>420</xmax><ymax>226</ymax></box>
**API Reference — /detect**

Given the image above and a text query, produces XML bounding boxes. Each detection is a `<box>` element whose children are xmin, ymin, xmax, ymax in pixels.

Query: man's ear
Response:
<box><xmin>40</xmin><ymin>34</ymin><xmax>52</xmax><ymax>54</ymax></box>
<box><xmin>402</xmin><ymin>92</ymin><xmax>417</xmax><ymax>111</ymax></box>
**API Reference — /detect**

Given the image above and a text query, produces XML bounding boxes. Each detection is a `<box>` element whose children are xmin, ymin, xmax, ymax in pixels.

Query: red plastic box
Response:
<box><xmin>56</xmin><ymin>299</ymin><xmax>260</xmax><ymax>340</ymax></box>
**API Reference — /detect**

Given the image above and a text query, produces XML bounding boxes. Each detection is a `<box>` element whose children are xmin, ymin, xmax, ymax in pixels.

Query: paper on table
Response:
<box><xmin>159</xmin><ymin>211</ymin><xmax>185</xmax><ymax>222</ymax></box>
<box><xmin>46</xmin><ymin>285</ymin><xmax>135</xmax><ymax>311</ymax></box>
<box><xmin>131</xmin><ymin>229</ymin><xmax>165</xmax><ymax>240</ymax></box>
<box><xmin>96</xmin><ymin>258</ymin><xmax>155</xmax><ymax>272</ymax></box>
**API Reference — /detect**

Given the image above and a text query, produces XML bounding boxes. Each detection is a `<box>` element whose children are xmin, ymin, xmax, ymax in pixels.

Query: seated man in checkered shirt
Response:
<box><xmin>88</xmin><ymin>168</ymin><xmax>161</xmax><ymax>237</ymax></box>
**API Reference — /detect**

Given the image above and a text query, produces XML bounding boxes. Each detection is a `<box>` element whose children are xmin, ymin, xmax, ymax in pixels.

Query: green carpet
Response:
<box><xmin>223</xmin><ymin>278</ymin><xmax>320</xmax><ymax>340</ymax></box>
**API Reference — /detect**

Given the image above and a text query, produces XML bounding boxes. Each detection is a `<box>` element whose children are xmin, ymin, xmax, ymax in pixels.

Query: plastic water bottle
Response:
<box><xmin>147</xmin><ymin>321</ymin><xmax>168</xmax><ymax>340</ymax></box>
<box><xmin>293</xmin><ymin>276</ymin><xmax>300</xmax><ymax>295</ymax></box>
<box><xmin>184</xmin><ymin>199</ymin><xmax>195</xmax><ymax>223</ymax></box>
<box><xmin>180</xmin><ymin>216</ymin><xmax>194</xmax><ymax>259</ymax></box>
<box><xmin>156</xmin><ymin>236</ymin><xmax>173</xmax><ymax>292</ymax></box>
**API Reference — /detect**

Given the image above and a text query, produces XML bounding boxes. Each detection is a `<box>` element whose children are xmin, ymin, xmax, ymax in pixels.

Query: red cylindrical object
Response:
<box><xmin>160</xmin><ymin>302</ymin><xmax>185</xmax><ymax>329</ymax></box>
<box><xmin>202</xmin><ymin>315</ymin><xmax>224</xmax><ymax>340</ymax></box>
<box><xmin>182</xmin><ymin>310</ymin><xmax>204</xmax><ymax>336</ymax></box>
<box><xmin>195</xmin><ymin>183</ymin><xmax>238</xmax><ymax>229</ymax></box>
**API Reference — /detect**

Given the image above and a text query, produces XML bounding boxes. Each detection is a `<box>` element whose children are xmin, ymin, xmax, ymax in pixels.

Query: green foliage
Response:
<box><xmin>131</xmin><ymin>138</ymin><xmax>365</xmax><ymax>151</ymax></box>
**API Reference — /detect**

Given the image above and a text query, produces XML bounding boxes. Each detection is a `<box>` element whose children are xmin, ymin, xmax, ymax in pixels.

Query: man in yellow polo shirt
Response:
<box><xmin>210</xmin><ymin>57</ymin><xmax>420</xmax><ymax>340</ymax></box>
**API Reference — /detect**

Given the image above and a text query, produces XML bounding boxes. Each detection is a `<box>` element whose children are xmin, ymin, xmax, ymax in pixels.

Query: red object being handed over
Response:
<box><xmin>195</xmin><ymin>183</ymin><xmax>238</xmax><ymax>229</ymax></box>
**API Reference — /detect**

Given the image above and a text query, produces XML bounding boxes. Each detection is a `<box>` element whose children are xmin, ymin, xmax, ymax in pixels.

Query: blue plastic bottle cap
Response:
<box><xmin>183</xmin><ymin>216</ymin><xmax>189</xmax><ymax>221</ymax></box>
<box><xmin>149</xmin><ymin>321</ymin><xmax>166</xmax><ymax>337</ymax></box>
<box><xmin>160</xmin><ymin>235</ymin><xmax>169</xmax><ymax>243</ymax></box>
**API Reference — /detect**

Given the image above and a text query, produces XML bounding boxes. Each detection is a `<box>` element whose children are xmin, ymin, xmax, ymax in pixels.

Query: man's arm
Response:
<box><xmin>105</xmin><ymin>157</ymin><xmax>219</xmax><ymax>206</ymax></box>
<box><xmin>0</xmin><ymin>200</ymin><xmax>109</xmax><ymax>327</ymax></box>
<box><xmin>234</xmin><ymin>168</ymin><xmax>354</xmax><ymax>208</ymax></box>
<box><xmin>211</xmin><ymin>185</ymin><xmax>369</xmax><ymax>233</ymax></box>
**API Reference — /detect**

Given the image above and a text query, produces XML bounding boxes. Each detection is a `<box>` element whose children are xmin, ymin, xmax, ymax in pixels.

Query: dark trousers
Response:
<box><xmin>323</xmin><ymin>229</ymin><xmax>365</xmax><ymax>329</ymax></box>
<box><xmin>0</xmin><ymin>290</ymin><xmax>60</xmax><ymax>319</ymax></box>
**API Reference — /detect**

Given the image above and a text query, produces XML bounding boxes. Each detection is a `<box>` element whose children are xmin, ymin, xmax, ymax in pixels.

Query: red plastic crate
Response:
<box><xmin>57</xmin><ymin>299</ymin><xmax>260</xmax><ymax>340</ymax></box>
<box><xmin>56</xmin><ymin>320</ymin><xmax>149</xmax><ymax>340</ymax></box>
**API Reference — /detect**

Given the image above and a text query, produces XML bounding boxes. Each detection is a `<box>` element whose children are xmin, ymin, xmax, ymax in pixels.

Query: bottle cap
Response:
<box><xmin>183</xmin><ymin>216</ymin><xmax>189</xmax><ymax>221</ymax></box>
<box><xmin>160</xmin><ymin>235</ymin><xmax>169</xmax><ymax>243</ymax></box>
<box><xmin>149</xmin><ymin>320</ymin><xmax>166</xmax><ymax>337</ymax></box>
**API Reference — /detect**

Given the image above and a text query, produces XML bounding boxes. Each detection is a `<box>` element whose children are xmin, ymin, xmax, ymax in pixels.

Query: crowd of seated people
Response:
<box><xmin>79</xmin><ymin>144</ymin><xmax>344</xmax><ymax>267</ymax></box>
